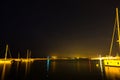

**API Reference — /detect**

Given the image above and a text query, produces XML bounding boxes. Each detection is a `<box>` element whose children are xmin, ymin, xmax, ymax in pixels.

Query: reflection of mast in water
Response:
<box><xmin>1</xmin><ymin>64</ymin><xmax>6</xmax><ymax>80</ymax></box>
<box><xmin>88</xmin><ymin>60</ymin><xmax>91</xmax><ymax>72</ymax></box>
<box><xmin>76</xmin><ymin>61</ymin><xmax>80</xmax><ymax>72</ymax></box>
<box><xmin>99</xmin><ymin>57</ymin><xmax>103</xmax><ymax>73</ymax></box>
<box><xmin>100</xmin><ymin>61</ymin><xmax>104</xmax><ymax>80</ymax></box>
<box><xmin>25</xmin><ymin>61</ymin><xmax>31</xmax><ymax>76</ymax></box>
<box><xmin>52</xmin><ymin>61</ymin><xmax>56</xmax><ymax>72</ymax></box>
<box><xmin>16</xmin><ymin>52</ymin><xmax>20</xmax><ymax>72</ymax></box>
<box><xmin>96</xmin><ymin>56</ymin><xmax>104</xmax><ymax>80</ymax></box>
<box><xmin>24</xmin><ymin>50</ymin><xmax>33</xmax><ymax>77</ymax></box>
<box><xmin>1</xmin><ymin>63</ymin><xmax>11</xmax><ymax>80</ymax></box>
<box><xmin>99</xmin><ymin>56</ymin><xmax>104</xmax><ymax>80</ymax></box>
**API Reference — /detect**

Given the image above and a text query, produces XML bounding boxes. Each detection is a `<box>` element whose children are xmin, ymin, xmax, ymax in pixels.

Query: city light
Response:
<box><xmin>51</xmin><ymin>56</ymin><xmax>57</xmax><ymax>59</ymax></box>
<box><xmin>0</xmin><ymin>60</ymin><xmax>12</xmax><ymax>64</ymax></box>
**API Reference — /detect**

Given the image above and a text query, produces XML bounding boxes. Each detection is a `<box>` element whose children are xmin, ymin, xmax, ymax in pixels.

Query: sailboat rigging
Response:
<box><xmin>104</xmin><ymin>7</ymin><xmax>120</xmax><ymax>66</ymax></box>
<box><xmin>0</xmin><ymin>44</ymin><xmax>12</xmax><ymax>64</ymax></box>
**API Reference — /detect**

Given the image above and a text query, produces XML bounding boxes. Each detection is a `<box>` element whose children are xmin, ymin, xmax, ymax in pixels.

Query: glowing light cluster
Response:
<box><xmin>21</xmin><ymin>59</ymin><xmax>34</xmax><ymax>62</ymax></box>
<box><xmin>51</xmin><ymin>56</ymin><xmax>57</xmax><ymax>59</ymax></box>
<box><xmin>76</xmin><ymin>57</ymin><xmax>80</xmax><ymax>59</ymax></box>
<box><xmin>0</xmin><ymin>60</ymin><xmax>12</xmax><ymax>64</ymax></box>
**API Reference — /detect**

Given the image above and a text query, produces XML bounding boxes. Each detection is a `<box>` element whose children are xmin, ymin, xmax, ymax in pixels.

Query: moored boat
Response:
<box><xmin>0</xmin><ymin>44</ymin><xmax>12</xmax><ymax>64</ymax></box>
<box><xmin>104</xmin><ymin>7</ymin><xmax>120</xmax><ymax>66</ymax></box>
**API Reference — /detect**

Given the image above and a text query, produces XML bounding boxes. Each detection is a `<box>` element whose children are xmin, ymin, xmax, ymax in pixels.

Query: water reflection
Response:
<box><xmin>0</xmin><ymin>63</ymin><xmax>11</xmax><ymax>80</ymax></box>
<box><xmin>16</xmin><ymin>61</ymin><xmax>20</xmax><ymax>72</ymax></box>
<box><xmin>76</xmin><ymin>61</ymin><xmax>80</xmax><ymax>72</ymax></box>
<box><xmin>1</xmin><ymin>60</ymin><xmax>120</xmax><ymax>80</ymax></box>
<box><xmin>47</xmin><ymin>56</ymin><xmax>50</xmax><ymax>72</ymax></box>
<box><xmin>24</xmin><ymin>62</ymin><xmax>32</xmax><ymax>76</ymax></box>
<box><xmin>88</xmin><ymin>60</ymin><xmax>91</xmax><ymax>72</ymax></box>
<box><xmin>96</xmin><ymin>60</ymin><xmax>105</xmax><ymax>80</ymax></box>
<box><xmin>51</xmin><ymin>61</ymin><xmax>56</xmax><ymax>72</ymax></box>
<box><xmin>105</xmin><ymin>66</ymin><xmax>120</xmax><ymax>80</ymax></box>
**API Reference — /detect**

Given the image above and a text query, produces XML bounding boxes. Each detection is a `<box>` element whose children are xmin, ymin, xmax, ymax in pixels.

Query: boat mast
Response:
<box><xmin>109</xmin><ymin>18</ymin><xmax>116</xmax><ymax>56</ymax></box>
<box><xmin>27</xmin><ymin>49</ymin><xmax>29</xmax><ymax>60</ymax></box>
<box><xmin>109</xmin><ymin>8</ymin><xmax>120</xmax><ymax>56</ymax></box>
<box><xmin>116</xmin><ymin>8</ymin><xmax>120</xmax><ymax>46</ymax></box>
<box><xmin>18</xmin><ymin>52</ymin><xmax>20</xmax><ymax>59</ymax></box>
<box><xmin>5</xmin><ymin>44</ymin><xmax>8</xmax><ymax>60</ymax></box>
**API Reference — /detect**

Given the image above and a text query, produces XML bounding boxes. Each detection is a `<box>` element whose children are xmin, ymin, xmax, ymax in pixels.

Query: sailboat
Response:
<box><xmin>21</xmin><ymin>49</ymin><xmax>34</xmax><ymax>62</ymax></box>
<box><xmin>0</xmin><ymin>44</ymin><xmax>12</xmax><ymax>64</ymax></box>
<box><xmin>104</xmin><ymin>7</ymin><xmax>120</xmax><ymax>66</ymax></box>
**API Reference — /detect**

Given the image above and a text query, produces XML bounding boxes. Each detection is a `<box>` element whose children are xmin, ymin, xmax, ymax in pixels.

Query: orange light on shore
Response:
<box><xmin>21</xmin><ymin>59</ymin><xmax>34</xmax><ymax>62</ymax></box>
<box><xmin>76</xmin><ymin>57</ymin><xmax>80</xmax><ymax>59</ymax></box>
<box><xmin>0</xmin><ymin>60</ymin><xmax>12</xmax><ymax>64</ymax></box>
<box><xmin>51</xmin><ymin>56</ymin><xmax>57</xmax><ymax>59</ymax></box>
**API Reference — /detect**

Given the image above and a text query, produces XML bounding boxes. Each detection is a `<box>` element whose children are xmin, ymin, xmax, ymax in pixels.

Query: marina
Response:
<box><xmin>0</xmin><ymin>0</ymin><xmax>120</xmax><ymax>80</ymax></box>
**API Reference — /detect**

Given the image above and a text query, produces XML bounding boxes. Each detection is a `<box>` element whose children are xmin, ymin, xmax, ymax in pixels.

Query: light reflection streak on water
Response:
<box><xmin>99</xmin><ymin>58</ymin><xmax>103</xmax><ymax>73</ymax></box>
<box><xmin>16</xmin><ymin>61</ymin><xmax>19</xmax><ymax>72</ymax></box>
<box><xmin>76</xmin><ymin>61</ymin><xmax>80</xmax><ymax>72</ymax></box>
<box><xmin>52</xmin><ymin>61</ymin><xmax>56</xmax><ymax>72</ymax></box>
<box><xmin>47</xmin><ymin>56</ymin><xmax>50</xmax><ymax>72</ymax></box>
<box><xmin>88</xmin><ymin>60</ymin><xmax>91</xmax><ymax>72</ymax></box>
<box><xmin>0</xmin><ymin>63</ymin><xmax>11</xmax><ymax>80</ymax></box>
<box><xmin>24</xmin><ymin>62</ymin><xmax>32</xmax><ymax>76</ymax></box>
<box><xmin>99</xmin><ymin>58</ymin><xmax>104</xmax><ymax>80</ymax></box>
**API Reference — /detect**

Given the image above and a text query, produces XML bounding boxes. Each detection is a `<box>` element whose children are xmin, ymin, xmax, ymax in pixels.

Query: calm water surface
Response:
<box><xmin>0</xmin><ymin>60</ymin><xmax>120</xmax><ymax>80</ymax></box>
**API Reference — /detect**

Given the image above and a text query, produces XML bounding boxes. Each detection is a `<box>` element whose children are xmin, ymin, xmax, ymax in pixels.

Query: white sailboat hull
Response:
<box><xmin>104</xmin><ymin>59</ymin><xmax>120</xmax><ymax>66</ymax></box>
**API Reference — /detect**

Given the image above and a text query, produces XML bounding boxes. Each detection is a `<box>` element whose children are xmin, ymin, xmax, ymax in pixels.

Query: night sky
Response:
<box><xmin>0</xmin><ymin>0</ymin><xmax>120</xmax><ymax>58</ymax></box>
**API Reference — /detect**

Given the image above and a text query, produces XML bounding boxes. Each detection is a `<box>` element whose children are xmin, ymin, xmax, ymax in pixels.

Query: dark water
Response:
<box><xmin>0</xmin><ymin>60</ymin><xmax>120</xmax><ymax>80</ymax></box>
